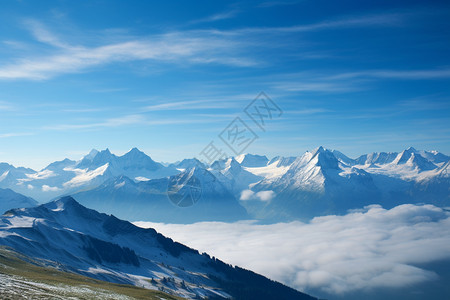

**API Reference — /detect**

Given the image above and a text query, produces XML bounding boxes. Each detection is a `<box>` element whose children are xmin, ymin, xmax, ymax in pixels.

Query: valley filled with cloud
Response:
<box><xmin>136</xmin><ymin>203</ymin><xmax>450</xmax><ymax>299</ymax></box>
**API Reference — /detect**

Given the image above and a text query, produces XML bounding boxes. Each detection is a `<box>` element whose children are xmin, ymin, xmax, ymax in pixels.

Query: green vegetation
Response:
<box><xmin>0</xmin><ymin>246</ymin><xmax>182</xmax><ymax>300</ymax></box>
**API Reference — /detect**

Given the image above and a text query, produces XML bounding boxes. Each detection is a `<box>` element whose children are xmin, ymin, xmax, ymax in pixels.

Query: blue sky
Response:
<box><xmin>0</xmin><ymin>0</ymin><xmax>449</xmax><ymax>169</ymax></box>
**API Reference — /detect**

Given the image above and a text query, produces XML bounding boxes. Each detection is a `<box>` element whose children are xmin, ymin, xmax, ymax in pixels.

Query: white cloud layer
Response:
<box><xmin>135</xmin><ymin>204</ymin><xmax>450</xmax><ymax>297</ymax></box>
<box><xmin>41</xmin><ymin>184</ymin><xmax>60</xmax><ymax>192</ymax></box>
<box><xmin>240</xmin><ymin>189</ymin><xmax>275</xmax><ymax>201</ymax></box>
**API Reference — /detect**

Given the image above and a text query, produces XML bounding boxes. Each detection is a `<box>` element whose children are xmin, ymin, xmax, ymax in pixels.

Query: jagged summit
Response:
<box><xmin>225</xmin><ymin>157</ymin><xmax>242</xmax><ymax>172</ymax></box>
<box><xmin>77</xmin><ymin>148</ymin><xmax>115</xmax><ymax>169</ymax></box>
<box><xmin>44</xmin><ymin>158</ymin><xmax>76</xmax><ymax>171</ymax></box>
<box><xmin>394</xmin><ymin>148</ymin><xmax>416</xmax><ymax>165</ymax></box>
<box><xmin>171</xmin><ymin>158</ymin><xmax>205</xmax><ymax>169</ymax></box>
<box><xmin>311</xmin><ymin>146</ymin><xmax>325</xmax><ymax>156</ymax></box>
<box><xmin>55</xmin><ymin>195</ymin><xmax>77</xmax><ymax>204</ymax></box>
<box><xmin>406</xmin><ymin>153</ymin><xmax>437</xmax><ymax>171</ymax></box>
<box><xmin>309</xmin><ymin>146</ymin><xmax>340</xmax><ymax>170</ymax></box>
<box><xmin>42</xmin><ymin>196</ymin><xmax>89</xmax><ymax>214</ymax></box>
<box><xmin>122</xmin><ymin>147</ymin><xmax>149</xmax><ymax>159</ymax></box>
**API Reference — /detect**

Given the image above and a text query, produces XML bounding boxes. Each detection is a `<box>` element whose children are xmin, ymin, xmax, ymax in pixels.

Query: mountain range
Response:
<box><xmin>0</xmin><ymin>146</ymin><xmax>449</xmax><ymax>222</ymax></box>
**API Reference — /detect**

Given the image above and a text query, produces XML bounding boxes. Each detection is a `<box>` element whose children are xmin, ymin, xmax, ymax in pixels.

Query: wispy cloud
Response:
<box><xmin>42</xmin><ymin>114</ymin><xmax>148</xmax><ymax>130</ymax></box>
<box><xmin>0</xmin><ymin>101</ymin><xmax>15</xmax><ymax>111</ymax></box>
<box><xmin>289</xmin><ymin>108</ymin><xmax>332</xmax><ymax>115</ymax></box>
<box><xmin>273</xmin><ymin>81</ymin><xmax>362</xmax><ymax>93</ymax></box>
<box><xmin>271</xmin><ymin>67</ymin><xmax>450</xmax><ymax>94</ymax></box>
<box><xmin>23</xmin><ymin>19</ymin><xmax>70</xmax><ymax>49</ymax></box>
<box><xmin>42</xmin><ymin>112</ymin><xmax>229</xmax><ymax>131</ymax></box>
<box><xmin>189</xmin><ymin>10</ymin><xmax>240</xmax><ymax>25</ymax></box>
<box><xmin>0</xmin><ymin>132</ymin><xmax>32</xmax><ymax>138</ymax></box>
<box><xmin>142</xmin><ymin>99</ymin><xmax>240</xmax><ymax>112</ymax></box>
<box><xmin>227</xmin><ymin>13</ymin><xmax>408</xmax><ymax>35</ymax></box>
<box><xmin>0</xmin><ymin>13</ymin><xmax>410</xmax><ymax>81</ymax></box>
<box><xmin>327</xmin><ymin>68</ymin><xmax>450</xmax><ymax>80</ymax></box>
<box><xmin>0</xmin><ymin>22</ymin><xmax>254</xmax><ymax>80</ymax></box>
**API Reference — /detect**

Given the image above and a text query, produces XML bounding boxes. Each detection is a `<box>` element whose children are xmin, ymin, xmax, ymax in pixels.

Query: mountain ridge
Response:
<box><xmin>0</xmin><ymin>146</ymin><xmax>449</xmax><ymax>222</ymax></box>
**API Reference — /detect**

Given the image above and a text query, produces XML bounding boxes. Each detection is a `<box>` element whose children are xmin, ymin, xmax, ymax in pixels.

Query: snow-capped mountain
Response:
<box><xmin>0</xmin><ymin>163</ymin><xmax>35</xmax><ymax>189</ymax></box>
<box><xmin>71</xmin><ymin>166</ymin><xmax>249</xmax><ymax>223</ymax></box>
<box><xmin>246</xmin><ymin>147</ymin><xmax>381</xmax><ymax>220</ymax></box>
<box><xmin>3</xmin><ymin>148</ymin><xmax>179</xmax><ymax>202</ymax></box>
<box><xmin>0</xmin><ymin>197</ymin><xmax>316</xmax><ymax>300</ymax></box>
<box><xmin>0</xmin><ymin>188</ymin><xmax>37</xmax><ymax>214</ymax></box>
<box><xmin>242</xmin><ymin>146</ymin><xmax>450</xmax><ymax>220</ymax></box>
<box><xmin>169</xmin><ymin>158</ymin><xmax>206</xmax><ymax>170</ymax></box>
<box><xmin>211</xmin><ymin>158</ymin><xmax>263</xmax><ymax>196</ymax></box>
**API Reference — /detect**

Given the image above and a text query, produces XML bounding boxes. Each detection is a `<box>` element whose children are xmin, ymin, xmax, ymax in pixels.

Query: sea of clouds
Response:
<box><xmin>135</xmin><ymin>204</ymin><xmax>450</xmax><ymax>298</ymax></box>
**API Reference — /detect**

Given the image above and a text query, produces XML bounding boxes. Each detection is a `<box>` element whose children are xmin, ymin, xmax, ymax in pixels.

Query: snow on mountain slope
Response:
<box><xmin>0</xmin><ymin>197</ymin><xmax>317</xmax><ymax>300</ymax></box>
<box><xmin>243</xmin><ymin>147</ymin><xmax>449</xmax><ymax>221</ymax></box>
<box><xmin>355</xmin><ymin>151</ymin><xmax>399</xmax><ymax>165</ymax></box>
<box><xmin>211</xmin><ymin>158</ymin><xmax>263</xmax><ymax>195</ymax></box>
<box><xmin>72</xmin><ymin>167</ymin><xmax>250</xmax><ymax>223</ymax></box>
<box><xmin>63</xmin><ymin>163</ymin><xmax>111</xmax><ymax>188</ymax></box>
<box><xmin>268</xmin><ymin>146</ymin><xmax>341</xmax><ymax>192</ymax></box>
<box><xmin>0</xmin><ymin>146</ymin><xmax>448</xmax><ymax>222</ymax></box>
<box><xmin>0</xmin><ymin>188</ymin><xmax>38</xmax><ymax>214</ymax></box>
<box><xmin>243</xmin><ymin>160</ymin><xmax>292</xmax><ymax>183</ymax></box>
<box><xmin>0</xmin><ymin>163</ymin><xmax>35</xmax><ymax>190</ymax></box>
<box><xmin>2</xmin><ymin>148</ymin><xmax>180</xmax><ymax>202</ymax></box>
<box><xmin>169</xmin><ymin>158</ymin><xmax>206</xmax><ymax>171</ymax></box>
<box><xmin>331</xmin><ymin>150</ymin><xmax>355</xmax><ymax>166</ymax></box>
<box><xmin>267</xmin><ymin>156</ymin><xmax>296</xmax><ymax>167</ymax></box>
<box><xmin>418</xmin><ymin>149</ymin><xmax>450</xmax><ymax>164</ymax></box>
<box><xmin>77</xmin><ymin>148</ymin><xmax>179</xmax><ymax>180</ymax></box>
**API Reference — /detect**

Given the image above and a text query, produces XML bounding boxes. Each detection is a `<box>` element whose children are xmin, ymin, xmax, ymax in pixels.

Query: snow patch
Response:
<box><xmin>63</xmin><ymin>163</ymin><xmax>109</xmax><ymax>188</ymax></box>
<box><xmin>114</xmin><ymin>181</ymin><xmax>125</xmax><ymax>189</ymax></box>
<box><xmin>0</xmin><ymin>171</ymin><xmax>9</xmax><ymax>182</ymax></box>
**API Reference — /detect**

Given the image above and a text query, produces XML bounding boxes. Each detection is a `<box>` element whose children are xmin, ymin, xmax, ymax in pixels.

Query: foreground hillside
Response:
<box><xmin>0</xmin><ymin>197</ymin><xmax>317</xmax><ymax>300</ymax></box>
<box><xmin>0</xmin><ymin>246</ymin><xmax>181</xmax><ymax>299</ymax></box>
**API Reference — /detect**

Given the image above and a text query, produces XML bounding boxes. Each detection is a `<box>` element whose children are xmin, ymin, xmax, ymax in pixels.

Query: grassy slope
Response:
<box><xmin>0</xmin><ymin>246</ymin><xmax>183</xmax><ymax>300</ymax></box>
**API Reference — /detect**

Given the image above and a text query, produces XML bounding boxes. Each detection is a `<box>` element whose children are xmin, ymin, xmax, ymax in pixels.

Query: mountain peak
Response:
<box><xmin>126</xmin><ymin>147</ymin><xmax>144</xmax><ymax>155</ymax></box>
<box><xmin>122</xmin><ymin>147</ymin><xmax>150</xmax><ymax>160</ymax></box>
<box><xmin>56</xmin><ymin>195</ymin><xmax>78</xmax><ymax>205</ymax></box>
<box><xmin>119</xmin><ymin>147</ymin><xmax>161</xmax><ymax>171</ymax></box>
<box><xmin>406</xmin><ymin>146</ymin><xmax>418</xmax><ymax>152</ymax></box>
<box><xmin>310</xmin><ymin>146</ymin><xmax>339</xmax><ymax>169</ymax></box>
<box><xmin>42</xmin><ymin>196</ymin><xmax>84</xmax><ymax>213</ymax></box>
<box><xmin>406</xmin><ymin>152</ymin><xmax>437</xmax><ymax>171</ymax></box>
<box><xmin>173</xmin><ymin>158</ymin><xmax>205</xmax><ymax>169</ymax></box>
<box><xmin>394</xmin><ymin>150</ymin><xmax>413</xmax><ymax>165</ymax></box>
<box><xmin>311</xmin><ymin>146</ymin><xmax>325</xmax><ymax>156</ymax></box>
